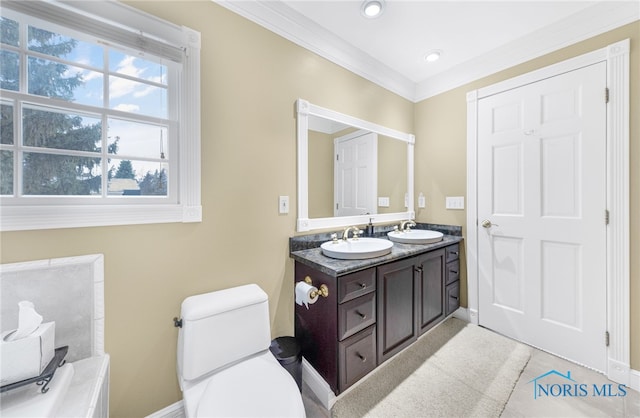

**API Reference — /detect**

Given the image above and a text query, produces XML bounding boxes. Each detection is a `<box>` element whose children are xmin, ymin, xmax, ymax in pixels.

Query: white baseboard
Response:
<box><xmin>146</xmin><ymin>400</ymin><xmax>184</xmax><ymax>418</ymax></box>
<box><xmin>630</xmin><ymin>369</ymin><xmax>640</xmax><ymax>393</ymax></box>
<box><xmin>608</xmin><ymin>358</ymin><xmax>632</xmax><ymax>386</ymax></box>
<box><xmin>302</xmin><ymin>357</ymin><xmax>336</xmax><ymax>410</ymax></box>
<box><xmin>468</xmin><ymin>308</ymin><xmax>479</xmax><ymax>325</ymax></box>
<box><xmin>452</xmin><ymin>307</ymin><xmax>470</xmax><ymax>322</ymax></box>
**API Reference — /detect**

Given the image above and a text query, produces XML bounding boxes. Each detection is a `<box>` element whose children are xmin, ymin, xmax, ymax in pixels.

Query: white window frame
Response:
<box><xmin>0</xmin><ymin>1</ymin><xmax>201</xmax><ymax>231</ymax></box>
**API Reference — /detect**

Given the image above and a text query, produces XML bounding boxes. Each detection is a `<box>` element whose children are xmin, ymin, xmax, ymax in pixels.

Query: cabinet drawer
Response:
<box><xmin>338</xmin><ymin>292</ymin><xmax>376</xmax><ymax>341</ymax></box>
<box><xmin>446</xmin><ymin>244</ymin><xmax>460</xmax><ymax>263</ymax></box>
<box><xmin>445</xmin><ymin>281</ymin><xmax>460</xmax><ymax>316</ymax></box>
<box><xmin>445</xmin><ymin>260</ymin><xmax>460</xmax><ymax>285</ymax></box>
<box><xmin>339</xmin><ymin>325</ymin><xmax>376</xmax><ymax>392</ymax></box>
<box><xmin>338</xmin><ymin>268</ymin><xmax>376</xmax><ymax>303</ymax></box>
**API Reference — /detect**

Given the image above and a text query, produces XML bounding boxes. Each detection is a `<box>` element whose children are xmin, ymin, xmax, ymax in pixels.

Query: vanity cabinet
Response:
<box><xmin>294</xmin><ymin>242</ymin><xmax>461</xmax><ymax>395</ymax></box>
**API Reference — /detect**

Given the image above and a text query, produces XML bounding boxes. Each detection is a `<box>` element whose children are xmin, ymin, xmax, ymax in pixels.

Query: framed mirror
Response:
<box><xmin>296</xmin><ymin>99</ymin><xmax>415</xmax><ymax>232</ymax></box>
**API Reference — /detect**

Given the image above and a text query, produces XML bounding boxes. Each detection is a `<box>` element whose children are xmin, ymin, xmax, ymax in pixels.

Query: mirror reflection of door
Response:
<box><xmin>334</xmin><ymin>130</ymin><xmax>377</xmax><ymax>217</ymax></box>
<box><xmin>303</xmin><ymin>107</ymin><xmax>412</xmax><ymax>225</ymax></box>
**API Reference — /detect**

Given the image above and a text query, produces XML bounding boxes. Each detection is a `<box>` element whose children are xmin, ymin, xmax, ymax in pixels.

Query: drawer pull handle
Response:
<box><xmin>359</xmin><ymin>283</ymin><xmax>367</xmax><ymax>289</ymax></box>
<box><xmin>356</xmin><ymin>311</ymin><xmax>367</xmax><ymax>319</ymax></box>
<box><xmin>450</xmin><ymin>251</ymin><xmax>459</xmax><ymax>256</ymax></box>
<box><xmin>450</xmin><ymin>295</ymin><xmax>459</xmax><ymax>300</ymax></box>
<box><xmin>450</xmin><ymin>270</ymin><xmax>458</xmax><ymax>274</ymax></box>
<box><xmin>356</xmin><ymin>353</ymin><xmax>367</xmax><ymax>362</ymax></box>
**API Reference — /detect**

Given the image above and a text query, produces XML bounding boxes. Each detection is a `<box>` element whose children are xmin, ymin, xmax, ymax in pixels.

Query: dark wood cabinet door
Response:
<box><xmin>417</xmin><ymin>249</ymin><xmax>445</xmax><ymax>334</ymax></box>
<box><xmin>377</xmin><ymin>257</ymin><xmax>418</xmax><ymax>364</ymax></box>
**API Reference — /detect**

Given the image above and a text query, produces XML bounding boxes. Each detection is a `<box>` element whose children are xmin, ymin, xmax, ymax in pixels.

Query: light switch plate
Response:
<box><xmin>378</xmin><ymin>197</ymin><xmax>390</xmax><ymax>207</ymax></box>
<box><xmin>279</xmin><ymin>196</ymin><xmax>289</xmax><ymax>214</ymax></box>
<box><xmin>446</xmin><ymin>196</ymin><xmax>464</xmax><ymax>210</ymax></box>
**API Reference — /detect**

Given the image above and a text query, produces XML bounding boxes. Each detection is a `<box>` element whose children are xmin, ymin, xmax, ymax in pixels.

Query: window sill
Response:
<box><xmin>0</xmin><ymin>204</ymin><xmax>202</xmax><ymax>231</ymax></box>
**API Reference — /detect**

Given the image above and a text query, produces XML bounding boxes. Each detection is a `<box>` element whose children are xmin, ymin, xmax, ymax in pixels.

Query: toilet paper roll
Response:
<box><xmin>295</xmin><ymin>281</ymin><xmax>318</xmax><ymax>309</ymax></box>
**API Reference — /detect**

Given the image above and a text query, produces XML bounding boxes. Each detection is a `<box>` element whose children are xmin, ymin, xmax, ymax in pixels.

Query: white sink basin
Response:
<box><xmin>387</xmin><ymin>229</ymin><xmax>444</xmax><ymax>244</ymax></box>
<box><xmin>321</xmin><ymin>238</ymin><xmax>393</xmax><ymax>260</ymax></box>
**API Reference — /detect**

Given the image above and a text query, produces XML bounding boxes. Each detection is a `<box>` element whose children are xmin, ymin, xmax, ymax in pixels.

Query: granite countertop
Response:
<box><xmin>290</xmin><ymin>223</ymin><xmax>463</xmax><ymax>277</ymax></box>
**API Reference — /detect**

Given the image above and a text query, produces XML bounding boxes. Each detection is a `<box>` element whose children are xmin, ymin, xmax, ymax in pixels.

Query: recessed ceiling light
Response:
<box><xmin>362</xmin><ymin>0</ymin><xmax>384</xmax><ymax>18</ymax></box>
<box><xmin>424</xmin><ymin>50</ymin><xmax>442</xmax><ymax>62</ymax></box>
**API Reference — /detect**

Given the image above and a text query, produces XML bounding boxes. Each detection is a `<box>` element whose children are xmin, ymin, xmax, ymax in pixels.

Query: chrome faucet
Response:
<box><xmin>399</xmin><ymin>220</ymin><xmax>416</xmax><ymax>232</ymax></box>
<box><xmin>342</xmin><ymin>226</ymin><xmax>362</xmax><ymax>241</ymax></box>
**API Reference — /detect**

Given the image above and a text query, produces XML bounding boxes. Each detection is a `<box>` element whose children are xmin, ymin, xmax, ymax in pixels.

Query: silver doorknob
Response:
<box><xmin>481</xmin><ymin>219</ymin><xmax>498</xmax><ymax>228</ymax></box>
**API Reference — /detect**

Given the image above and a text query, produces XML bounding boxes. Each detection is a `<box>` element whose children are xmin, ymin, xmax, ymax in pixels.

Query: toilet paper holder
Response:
<box><xmin>304</xmin><ymin>276</ymin><xmax>329</xmax><ymax>298</ymax></box>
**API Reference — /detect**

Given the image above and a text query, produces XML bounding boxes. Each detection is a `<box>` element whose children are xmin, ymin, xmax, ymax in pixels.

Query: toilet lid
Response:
<box><xmin>196</xmin><ymin>352</ymin><xmax>305</xmax><ymax>418</ymax></box>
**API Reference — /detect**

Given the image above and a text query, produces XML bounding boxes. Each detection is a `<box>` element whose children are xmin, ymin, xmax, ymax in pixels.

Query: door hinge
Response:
<box><xmin>605</xmin><ymin>209</ymin><xmax>610</xmax><ymax>225</ymax></box>
<box><xmin>605</xmin><ymin>331</ymin><xmax>610</xmax><ymax>347</ymax></box>
<box><xmin>605</xmin><ymin>87</ymin><xmax>610</xmax><ymax>103</ymax></box>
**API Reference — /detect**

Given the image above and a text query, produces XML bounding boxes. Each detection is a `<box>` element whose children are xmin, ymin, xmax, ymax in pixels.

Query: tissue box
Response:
<box><xmin>1</xmin><ymin>322</ymin><xmax>55</xmax><ymax>386</ymax></box>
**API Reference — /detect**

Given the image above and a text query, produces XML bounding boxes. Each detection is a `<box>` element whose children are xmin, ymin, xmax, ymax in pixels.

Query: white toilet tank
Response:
<box><xmin>178</xmin><ymin>284</ymin><xmax>271</xmax><ymax>384</ymax></box>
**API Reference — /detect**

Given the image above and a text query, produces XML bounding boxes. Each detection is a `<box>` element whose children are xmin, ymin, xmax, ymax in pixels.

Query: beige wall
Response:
<box><xmin>0</xmin><ymin>2</ymin><xmax>637</xmax><ymax>416</ymax></box>
<box><xmin>414</xmin><ymin>21</ymin><xmax>640</xmax><ymax>370</ymax></box>
<box><xmin>0</xmin><ymin>2</ymin><xmax>412</xmax><ymax>416</ymax></box>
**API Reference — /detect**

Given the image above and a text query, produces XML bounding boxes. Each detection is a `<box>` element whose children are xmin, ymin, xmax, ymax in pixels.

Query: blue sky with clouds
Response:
<box><xmin>38</xmin><ymin>27</ymin><xmax>171</xmax><ymax>183</ymax></box>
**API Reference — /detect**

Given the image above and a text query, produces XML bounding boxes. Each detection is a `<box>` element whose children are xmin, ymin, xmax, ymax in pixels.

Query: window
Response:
<box><xmin>0</xmin><ymin>1</ymin><xmax>201</xmax><ymax>230</ymax></box>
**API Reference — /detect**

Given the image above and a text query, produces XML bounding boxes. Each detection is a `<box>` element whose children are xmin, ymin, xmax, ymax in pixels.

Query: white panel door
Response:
<box><xmin>477</xmin><ymin>62</ymin><xmax>607</xmax><ymax>371</ymax></box>
<box><xmin>334</xmin><ymin>131</ymin><xmax>377</xmax><ymax>217</ymax></box>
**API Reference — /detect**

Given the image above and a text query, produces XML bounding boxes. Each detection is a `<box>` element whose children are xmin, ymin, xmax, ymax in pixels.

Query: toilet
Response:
<box><xmin>177</xmin><ymin>284</ymin><xmax>306</xmax><ymax>417</ymax></box>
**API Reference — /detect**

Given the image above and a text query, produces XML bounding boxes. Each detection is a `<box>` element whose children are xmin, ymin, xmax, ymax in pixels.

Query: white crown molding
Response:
<box><xmin>214</xmin><ymin>0</ymin><xmax>416</xmax><ymax>101</ymax></box>
<box><xmin>415</xmin><ymin>1</ymin><xmax>639</xmax><ymax>101</ymax></box>
<box><xmin>215</xmin><ymin>1</ymin><xmax>638</xmax><ymax>103</ymax></box>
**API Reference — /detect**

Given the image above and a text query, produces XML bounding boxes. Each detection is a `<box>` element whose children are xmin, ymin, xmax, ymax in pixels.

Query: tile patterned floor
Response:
<box><xmin>302</xmin><ymin>344</ymin><xmax>640</xmax><ymax>418</ymax></box>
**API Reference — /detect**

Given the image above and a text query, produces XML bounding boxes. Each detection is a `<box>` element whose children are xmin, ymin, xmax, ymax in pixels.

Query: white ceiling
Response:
<box><xmin>284</xmin><ymin>1</ymin><xmax>596</xmax><ymax>83</ymax></box>
<box><xmin>217</xmin><ymin>1</ymin><xmax>639</xmax><ymax>101</ymax></box>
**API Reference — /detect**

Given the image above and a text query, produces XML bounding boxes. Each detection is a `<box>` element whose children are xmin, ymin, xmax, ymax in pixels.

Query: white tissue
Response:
<box><xmin>1</xmin><ymin>322</ymin><xmax>55</xmax><ymax>385</ymax></box>
<box><xmin>7</xmin><ymin>301</ymin><xmax>43</xmax><ymax>341</ymax></box>
<box><xmin>295</xmin><ymin>281</ymin><xmax>318</xmax><ymax>309</ymax></box>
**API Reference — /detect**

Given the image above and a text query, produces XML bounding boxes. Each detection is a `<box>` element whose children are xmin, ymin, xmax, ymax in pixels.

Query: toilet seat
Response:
<box><xmin>194</xmin><ymin>351</ymin><xmax>305</xmax><ymax>417</ymax></box>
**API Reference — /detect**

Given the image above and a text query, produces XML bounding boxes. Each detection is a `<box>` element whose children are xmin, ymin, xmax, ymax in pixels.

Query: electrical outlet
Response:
<box><xmin>418</xmin><ymin>193</ymin><xmax>426</xmax><ymax>208</ymax></box>
<box><xmin>279</xmin><ymin>196</ymin><xmax>289</xmax><ymax>214</ymax></box>
<box><xmin>446</xmin><ymin>196</ymin><xmax>464</xmax><ymax>210</ymax></box>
